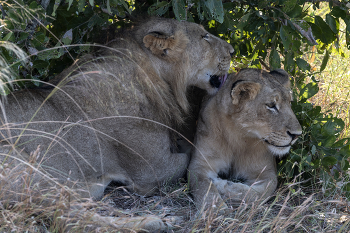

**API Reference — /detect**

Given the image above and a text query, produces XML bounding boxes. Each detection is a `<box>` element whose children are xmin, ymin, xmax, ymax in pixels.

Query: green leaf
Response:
<box><xmin>148</xmin><ymin>1</ymin><xmax>170</xmax><ymax>16</ymax></box>
<box><xmin>238</xmin><ymin>13</ymin><xmax>252</xmax><ymax>31</ymax></box>
<box><xmin>326</xmin><ymin>14</ymin><xmax>339</xmax><ymax>34</ymax></box>
<box><xmin>312</xmin><ymin>16</ymin><xmax>336</xmax><ymax>44</ymax></box>
<box><xmin>343</xmin><ymin>183</ymin><xmax>350</xmax><ymax>192</ymax></box>
<box><xmin>332</xmin><ymin>138</ymin><xmax>350</xmax><ymax>148</ymax></box>
<box><xmin>88</xmin><ymin>14</ymin><xmax>102</xmax><ymax>28</ymax></box>
<box><xmin>322</xmin><ymin>136</ymin><xmax>337</xmax><ymax>147</ymax></box>
<box><xmin>7</xmin><ymin>10</ymin><xmax>19</xmax><ymax>22</ymax></box>
<box><xmin>18</xmin><ymin>32</ymin><xmax>29</xmax><ymax>42</ymax></box>
<box><xmin>110</xmin><ymin>0</ymin><xmax>118</xmax><ymax>7</ymax></box>
<box><xmin>340</xmin><ymin>145</ymin><xmax>350</xmax><ymax>158</ymax></box>
<box><xmin>31</xmin><ymin>76</ymin><xmax>42</xmax><ymax>87</ymax></box>
<box><xmin>284</xmin><ymin>52</ymin><xmax>295</xmax><ymax>73</ymax></box>
<box><xmin>345</xmin><ymin>19</ymin><xmax>350</xmax><ymax>50</ymax></box>
<box><xmin>299</xmin><ymin>82</ymin><xmax>318</xmax><ymax>100</ymax></box>
<box><xmin>217</xmin><ymin>13</ymin><xmax>235</xmax><ymax>33</ymax></box>
<box><xmin>121</xmin><ymin>0</ymin><xmax>131</xmax><ymax>14</ymax></box>
<box><xmin>330</xmin><ymin>6</ymin><xmax>347</xmax><ymax>19</ymax></box>
<box><xmin>323</xmin><ymin>118</ymin><xmax>345</xmax><ymax>135</ymax></box>
<box><xmin>107</xmin><ymin>0</ymin><xmax>112</xmax><ymax>14</ymax></box>
<box><xmin>173</xmin><ymin>0</ymin><xmax>186</xmax><ymax>21</ymax></box>
<box><xmin>322</xmin><ymin>156</ymin><xmax>337</xmax><ymax>167</ymax></box>
<box><xmin>204</xmin><ymin>0</ymin><xmax>224</xmax><ymax>23</ymax></box>
<box><xmin>67</xmin><ymin>0</ymin><xmax>74</xmax><ymax>10</ymax></box>
<box><xmin>110</xmin><ymin>0</ymin><xmax>130</xmax><ymax>15</ymax></box>
<box><xmin>258</xmin><ymin>0</ymin><xmax>269</xmax><ymax>9</ymax></box>
<box><xmin>33</xmin><ymin>60</ymin><xmax>49</xmax><ymax>76</ymax></box>
<box><xmin>269</xmin><ymin>49</ymin><xmax>281</xmax><ymax>70</ymax></box>
<box><xmin>3</xmin><ymin>32</ymin><xmax>15</xmax><ymax>42</ymax></box>
<box><xmin>287</xmin><ymin>5</ymin><xmax>302</xmax><ymax>18</ymax></box>
<box><xmin>320</xmin><ymin>49</ymin><xmax>330</xmax><ymax>72</ymax></box>
<box><xmin>89</xmin><ymin>0</ymin><xmax>94</xmax><ymax>7</ymax></box>
<box><xmin>29</xmin><ymin>1</ymin><xmax>38</xmax><ymax>9</ymax></box>
<box><xmin>196</xmin><ymin>1</ymin><xmax>204</xmax><ymax>21</ymax></box>
<box><xmin>311</xmin><ymin>145</ymin><xmax>316</xmax><ymax>155</ymax></box>
<box><xmin>3</xmin><ymin>19</ymin><xmax>14</xmax><ymax>30</ymax></box>
<box><xmin>78</xmin><ymin>0</ymin><xmax>85</xmax><ymax>13</ymax></box>
<box><xmin>35</xmin><ymin>32</ymin><xmax>46</xmax><ymax>43</ymax></box>
<box><xmin>37</xmin><ymin>49</ymin><xmax>61</xmax><ymax>60</ymax></box>
<box><xmin>342</xmin><ymin>160</ymin><xmax>350</xmax><ymax>171</ymax></box>
<box><xmin>296</xmin><ymin>58</ymin><xmax>310</xmax><ymax>71</ymax></box>
<box><xmin>61</xmin><ymin>29</ymin><xmax>73</xmax><ymax>45</ymax></box>
<box><xmin>52</xmin><ymin>0</ymin><xmax>61</xmax><ymax>16</ymax></box>
<box><xmin>280</xmin><ymin>26</ymin><xmax>293</xmax><ymax>50</ymax></box>
<box><xmin>282</xmin><ymin>0</ymin><xmax>297</xmax><ymax>13</ymax></box>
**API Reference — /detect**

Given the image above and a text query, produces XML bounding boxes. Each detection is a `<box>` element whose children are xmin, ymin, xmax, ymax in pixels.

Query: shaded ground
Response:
<box><xmin>101</xmin><ymin>181</ymin><xmax>350</xmax><ymax>232</ymax></box>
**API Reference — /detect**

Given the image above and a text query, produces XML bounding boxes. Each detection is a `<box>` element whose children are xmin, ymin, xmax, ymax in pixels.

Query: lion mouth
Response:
<box><xmin>264</xmin><ymin>140</ymin><xmax>291</xmax><ymax>148</ymax></box>
<box><xmin>209</xmin><ymin>74</ymin><xmax>228</xmax><ymax>89</ymax></box>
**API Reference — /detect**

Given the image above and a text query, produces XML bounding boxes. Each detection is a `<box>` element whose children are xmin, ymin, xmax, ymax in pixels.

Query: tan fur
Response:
<box><xmin>143</xmin><ymin>30</ymin><xmax>189</xmax><ymax>60</ymax></box>
<box><xmin>188</xmin><ymin>69</ymin><xmax>302</xmax><ymax>209</ymax></box>
<box><xmin>0</xmin><ymin>18</ymin><xmax>233</xmax><ymax>231</ymax></box>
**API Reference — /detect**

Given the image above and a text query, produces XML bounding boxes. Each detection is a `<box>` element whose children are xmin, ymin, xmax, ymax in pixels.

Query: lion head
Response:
<box><xmin>218</xmin><ymin>68</ymin><xmax>302</xmax><ymax>156</ymax></box>
<box><xmin>79</xmin><ymin>18</ymin><xmax>235</xmax><ymax>125</ymax></box>
<box><xmin>53</xmin><ymin>18</ymin><xmax>234</xmax><ymax>128</ymax></box>
<box><xmin>137</xmin><ymin>18</ymin><xmax>234</xmax><ymax>105</ymax></box>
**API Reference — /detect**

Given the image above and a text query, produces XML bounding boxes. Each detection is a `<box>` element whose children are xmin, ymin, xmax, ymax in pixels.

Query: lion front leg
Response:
<box><xmin>88</xmin><ymin>213</ymin><xmax>170</xmax><ymax>232</ymax></box>
<box><xmin>212</xmin><ymin>177</ymin><xmax>277</xmax><ymax>206</ymax></box>
<box><xmin>188</xmin><ymin>170</ymin><xmax>228</xmax><ymax>211</ymax></box>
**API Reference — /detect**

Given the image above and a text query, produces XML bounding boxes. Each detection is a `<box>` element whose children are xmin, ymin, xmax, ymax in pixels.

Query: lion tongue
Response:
<box><xmin>218</xmin><ymin>73</ymin><xmax>228</xmax><ymax>89</ymax></box>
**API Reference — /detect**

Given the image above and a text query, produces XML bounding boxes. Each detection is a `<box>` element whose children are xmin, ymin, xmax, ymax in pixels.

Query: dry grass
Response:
<box><xmin>3</xmin><ymin>170</ymin><xmax>349</xmax><ymax>232</ymax></box>
<box><xmin>310</xmin><ymin>65</ymin><xmax>350</xmax><ymax>138</ymax></box>
<box><xmin>308</xmin><ymin>22</ymin><xmax>350</xmax><ymax>138</ymax></box>
<box><xmin>0</xmin><ymin>89</ymin><xmax>349</xmax><ymax>230</ymax></box>
<box><xmin>1</xmin><ymin>142</ymin><xmax>348</xmax><ymax>232</ymax></box>
<box><xmin>73</xmin><ymin>181</ymin><xmax>350</xmax><ymax>232</ymax></box>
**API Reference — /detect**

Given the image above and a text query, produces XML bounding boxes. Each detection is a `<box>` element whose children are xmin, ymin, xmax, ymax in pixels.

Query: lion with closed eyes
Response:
<box><xmin>189</xmin><ymin>69</ymin><xmax>302</xmax><ymax>209</ymax></box>
<box><xmin>0</xmin><ymin>17</ymin><xmax>233</xmax><ymax>231</ymax></box>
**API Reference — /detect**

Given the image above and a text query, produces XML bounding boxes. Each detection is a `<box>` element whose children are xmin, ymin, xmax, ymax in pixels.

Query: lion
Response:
<box><xmin>188</xmin><ymin>68</ymin><xmax>302</xmax><ymax>210</ymax></box>
<box><xmin>0</xmin><ymin>17</ymin><xmax>233</xmax><ymax>231</ymax></box>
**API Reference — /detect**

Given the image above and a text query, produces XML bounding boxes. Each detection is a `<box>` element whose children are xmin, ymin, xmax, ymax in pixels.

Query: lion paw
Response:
<box><xmin>92</xmin><ymin>214</ymin><xmax>170</xmax><ymax>232</ymax></box>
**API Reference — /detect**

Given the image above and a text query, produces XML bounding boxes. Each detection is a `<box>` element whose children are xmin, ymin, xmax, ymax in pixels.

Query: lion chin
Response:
<box><xmin>0</xmin><ymin>17</ymin><xmax>233</xmax><ymax>231</ymax></box>
<box><xmin>189</xmin><ymin>68</ymin><xmax>302</xmax><ymax>210</ymax></box>
<box><xmin>266</xmin><ymin>143</ymin><xmax>292</xmax><ymax>156</ymax></box>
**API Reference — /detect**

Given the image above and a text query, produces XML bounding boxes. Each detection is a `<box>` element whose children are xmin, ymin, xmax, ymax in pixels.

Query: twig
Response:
<box><xmin>0</xmin><ymin>4</ymin><xmax>7</xmax><ymax>19</ymax></box>
<box><xmin>259</xmin><ymin>58</ymin><xmax>270</xmax><ymax>70</ymax></box>
<box><xmin>272</xmin><ymin>7</ymin><xmax>318</xmax><ymax>45</ymax></box>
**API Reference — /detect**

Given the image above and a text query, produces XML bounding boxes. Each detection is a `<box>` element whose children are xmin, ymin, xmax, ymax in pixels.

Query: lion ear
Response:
<box><xmin>143</xmin><ymin>30</ymin><xmax>189</xmax><ymax>59</ymax></box>
<box><xmin>231</xmin><ymin>80</ymin><xmax>261</xmax><ymax>105</ymax></box>
<box><xmin>269</xmin><ymin>69</ymin><xmax>291</xmax><ymax>89</ymax></box>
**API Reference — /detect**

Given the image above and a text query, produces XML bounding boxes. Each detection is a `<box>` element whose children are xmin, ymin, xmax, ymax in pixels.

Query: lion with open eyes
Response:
<box><xmin>0</xmin><ymin>18</ymin><xmax>233</xmax><ymax>231</ymax></box>
<box><xmin>189</xmin><ymin>69</ymin><xmax>302</xmax><ymax>209</ymax></box>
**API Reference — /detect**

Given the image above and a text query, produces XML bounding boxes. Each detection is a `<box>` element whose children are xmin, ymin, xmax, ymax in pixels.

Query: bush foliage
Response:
<box><xmin>1</xmin><ymin>0</ymin><xmax>350</xmax><ymax>198</ymax></box>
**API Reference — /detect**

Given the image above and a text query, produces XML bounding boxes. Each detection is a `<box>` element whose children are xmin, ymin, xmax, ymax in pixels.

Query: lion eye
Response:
<box><xmin>266</xmin><ymin>102</ymin><xmax>278</xmax><ymax>112</ymax></box>
<box><xmin>202</xmin><ymin>33</ymin><xmax>210</xmax><ymax>40</ymax></box>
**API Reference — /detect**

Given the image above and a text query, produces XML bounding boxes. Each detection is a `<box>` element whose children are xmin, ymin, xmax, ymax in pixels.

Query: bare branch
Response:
<box><xmin>289</xmin><ymin>21</ymin><xmax>318</xmax><ymax>46</ymax></box>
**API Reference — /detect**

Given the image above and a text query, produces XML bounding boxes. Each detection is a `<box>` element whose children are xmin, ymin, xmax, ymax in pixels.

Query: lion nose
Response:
<box><xmin>287</xmin><ymin>131</ymin><xmax>301</xmax><ymax>141</ymax></box>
